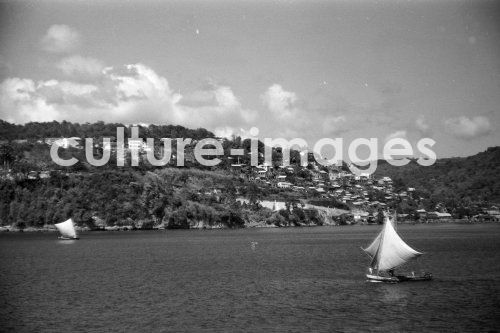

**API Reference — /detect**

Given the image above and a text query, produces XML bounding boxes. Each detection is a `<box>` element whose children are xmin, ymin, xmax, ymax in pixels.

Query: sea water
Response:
<box><xmin>0</xmin><ymin>224</ymin><xmax>499</xmax><ymax>332</ymax></box>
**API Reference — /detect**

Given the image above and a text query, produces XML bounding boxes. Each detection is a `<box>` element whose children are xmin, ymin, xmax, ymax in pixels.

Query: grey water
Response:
<box><xmin>1</xmin><ymin>224</ymin><xmax>499</xmax><ymax>332</ymax></box>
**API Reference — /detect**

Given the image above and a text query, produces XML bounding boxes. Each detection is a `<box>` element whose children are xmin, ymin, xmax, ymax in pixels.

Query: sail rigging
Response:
<box><xmin>55</xmin><ymin>218</ymin><xmax>78</xmax><ymax>239</ymax></box>
<box><xmin>363</xmin><ymin>216</ymin><xmax>422</xmax><ymax>271</ymax></box>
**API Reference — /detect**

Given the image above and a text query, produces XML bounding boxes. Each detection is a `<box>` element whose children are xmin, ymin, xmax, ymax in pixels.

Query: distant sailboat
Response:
<box><xmin>363</xmin><ymin>215</ymin><xmax>431</xmax><ymax>283</ymax></box>
<box><xmin>55</xmin><ymin>218</ymin><xmax>79</xmax><ymax>240</ymax></box>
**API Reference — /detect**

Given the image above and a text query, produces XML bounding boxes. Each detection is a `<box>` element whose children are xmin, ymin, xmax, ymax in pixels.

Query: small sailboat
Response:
<box><xmin>55</xmin><ymin>218</ymin><xmax>79</xmax><ymax>240</ymax></box>
<box><xmin>362</xmin><ymin>215</ymin><xmax>431</xmax><ymax>283</ymax></box>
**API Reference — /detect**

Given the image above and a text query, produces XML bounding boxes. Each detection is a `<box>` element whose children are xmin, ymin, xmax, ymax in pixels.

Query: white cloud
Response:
<box><xmin>257</xmin><ymin>83</ymin><xmax>353</xmax><ymax>140</ymax></box>
<box><xmin>177</xmin><ymin>83</ymin><xmax>257</xmax><ymax>129</ymax></box>
<box><xmin>0</xmin><ymin>64</ymin><xmax>177</xmax><ymax>124</ymax></box>
<box><xmin>176</xmin><ymin>83</ymin><xmax>307</xmax><ymax>140</ymax></box>
<box><xmin>1</xmin><ymin>57</ymin><xmax>357</xmax><ymax>142</ymax></box>
<box><xmin>415</xmin><ymin>115</ymin><xmax>430</xmax><ymax>134</ymax></box>
<box><xmin>214</xmin><ymin>86</ymin><xmax>240</xmax><ymax>109</ymax></box>
<box><xmin>444</xmin><ymin>116</ymin><xmax>492</xmax><ymax>139</ymax></box>
<box><xmin>0</xmin><ymin>63</ymin><xmax>261</xmax><ymax>131</ymax></box>
<box><xmin>179</xmin><ymin>84</ymin><xmax>241</xmax><ymax>109</ymax></box>
<box><xmin>213</xmin><ymin>126</ymin><xmax>258</xmax><ymax>139</ymax></box>
<box><xmin>41</xmin><ymin>25</ymin><xmax>81</xmax><ymax>53</ymax></box>
<box><xmin>107</xmin><ymin>64</ymin><xmax>175</xmax><ymax>101</ymax></box>
<box><xmin>56</xmin><ymin>55</ymin><xmax>105</xmax><ymax>78</ymax></box>
<box><xmin>261</xmin><ymin>84</ymin><xmax>297</xmax><ymax>118</ymax></box>
<box><xmin>385</xmin><ymin>130</ymin><xmax>407</xmax><ymax>142</ymax></box>
<box><xmin>0</xmin><ymin>77</ymin><xmax>60</xmax><ymax>123</ymax></box>
<box><xmin>322</xmin><ymin>115</ymin><xmax>346</xmax><ymax>135</ymax></box>
<box><xmin>256</xmin><ymin>84</ymin><xmax>310</xmax><ymax>138</ymax></box>
<box><xmin>213</xmin><ymin>127</ymin><xmax>237</xmax><ymax>139</ymax></box>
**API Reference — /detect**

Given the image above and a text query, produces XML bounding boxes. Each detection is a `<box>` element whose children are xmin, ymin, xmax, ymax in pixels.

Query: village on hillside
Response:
<box><xmin>227</xmin><ymin>157</ymin><xmax>500</xmax><ymax>225</ymax></box>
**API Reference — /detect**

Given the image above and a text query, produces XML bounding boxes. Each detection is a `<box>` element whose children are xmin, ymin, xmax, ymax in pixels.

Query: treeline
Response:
<box><xmin>0</xmin><ymin>122</ymin><xmax>313</xmax><ymax>173</ymax></box>
<box><xmin>0</xmin><ymin>120</ymin><xmax>215</xmax><ymax>140</ymax></box>
<box><xmin>0</xmin><ymin>168</ymin><xmax>241</xmax><ymax>229</ymax></box>
<box><xmin>0</xmin><ymin>168</ymin><xmax>330</xmax><ymax>229</ymax></box>
<box><xmin>0</xmin><ymin>120</ymin><xmax>339</xmax><ymax>171</ymax></box>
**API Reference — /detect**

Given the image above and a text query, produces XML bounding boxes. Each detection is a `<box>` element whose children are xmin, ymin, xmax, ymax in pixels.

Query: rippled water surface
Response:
<box><xmin>1</xmin><ymin>224</ymin><xmax>499</xmax><ymax>332</ymax></box>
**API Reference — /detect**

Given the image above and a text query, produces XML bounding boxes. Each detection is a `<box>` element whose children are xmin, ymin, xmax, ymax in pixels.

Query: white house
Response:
<box><xmin>277</xmin><ymin>182</ymin><xmax>292</xmax><ymax>188</ymax></box>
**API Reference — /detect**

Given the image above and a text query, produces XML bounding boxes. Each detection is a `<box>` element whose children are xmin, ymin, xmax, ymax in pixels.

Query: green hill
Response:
<box><xmin>374</xmin><ymin>146</ymin><xmax>500</xmax><ymax>205</ymax></box>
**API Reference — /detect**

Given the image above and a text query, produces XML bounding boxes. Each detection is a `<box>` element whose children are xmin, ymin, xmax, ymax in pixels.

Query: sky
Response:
<box><xmin>0</xmin><ymin>0</ymin><xmax>499</xmax><ymax>159</ymax></box>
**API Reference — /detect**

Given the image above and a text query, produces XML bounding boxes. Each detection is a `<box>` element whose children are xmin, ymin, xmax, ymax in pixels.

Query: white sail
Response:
<box><xmin>363</xmin><ymin>232</ymin><xmax>381</xmax><ymax>258</ymax></box>
<box><xmin>55</xmin><ymin>218</ymin><xmax>77</xmax><ymax>239</ymax></box>
<box><xmin>362</xmin><ymin>215</ymin><xmax>388</xmax><ymax>258</ymax></box>
<box><xmin>365</xmin><ymin>216</ymin><xmax>422</xmax><ymax>271</ymax></box>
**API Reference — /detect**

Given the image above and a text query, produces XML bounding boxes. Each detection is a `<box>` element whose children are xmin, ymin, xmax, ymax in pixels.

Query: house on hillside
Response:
<box><xmin>103</xmin><ymin>141</ymin><xmax>118</xmax><ymax>152</ymax></box>
<box><xmin>486</xmin><ymin>209</ymin><xmax>500</xmax><ymax>219</ymax></box>
<box><xmin>319</xmin><ymin>170</ymin><xmax>329</xmax><ymax>180</ymax></box>
<box><xmin>46</xmin><ymin>137</ymin><xmax>82</xmax><ymax>149</ymax></box>
<box><xmin>277</xmin><ymin>181</ymin><xmax>292</xmax><ymax>189</ymax></box>
<box><xmin>360</xmin><ymin>172</ymin><xmax>371</xmax><ymax>180</ymax></box>
<box><xmin>128</xmin><ymin>139</ymin><xmax>152</xmax><ymax>152</ymax></box>
<box><xmin>260</xmin><ymin>200</ymin><xmax>287</xmax><ymax>211</ymax></box>
<box><xmin>39</xmin><ymin>171</ymin><xmax>51</xmax><ymax>179</ymax></box>
<box><xmin>328</xmin><ymin>169</ymin><xmax>341</xmax><ymax>180</ymax></box>
<box><xmin>382</xmin><ymin>176</ymin><xmax>392</xmax><ymax>183</ymax></box>
<box><xmin>276</xmin><ymin>174</ymin><xmax>287</xmax><ymax>181</ymax></box>
<box><xmin>428</xmin><ymin>211</ymin><xmax>452</xmax><ymax>220</ymax></box>
<box><xmin>416</xmin><ymin>209</ymin><xmax>427</xmax><ymax>219</ymax></box>
<box><xmin>311</xmin><ymin>172</ymin><xmax>321</xmax><ymax>181</ymax></box>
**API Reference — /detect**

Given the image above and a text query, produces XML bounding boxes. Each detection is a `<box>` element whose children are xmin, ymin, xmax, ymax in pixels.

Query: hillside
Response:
<box><xmin>1</xmin><ymin>119</ymin><xmax>499</xmax><ymax>228</ymax></box>
<box><xmin>374</xmin><ymin>147</ymin><xmax>500</xmax><ymax>205</ymax></box>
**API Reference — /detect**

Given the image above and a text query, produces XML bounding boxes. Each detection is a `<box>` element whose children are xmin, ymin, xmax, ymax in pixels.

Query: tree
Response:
<box><xmin>0</xmin><ymin>144</ymin><xmax>15</xmax><ymax>169</ymax></box>
<box><xmin>141</xmin><ymin>172</ymin><xmax>173</xmax><ymax>224</ymax></box>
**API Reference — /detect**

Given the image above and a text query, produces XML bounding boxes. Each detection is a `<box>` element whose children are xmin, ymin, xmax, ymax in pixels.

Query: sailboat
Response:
<box><xmin>362</xmin><ymin>215</ymin><xmax>431</xmax><ymax>283</ymax></box>
<box><xmin>54</xmin><ymin>218</ymin><xmax>79</xmax><ymax>240</ymax></box>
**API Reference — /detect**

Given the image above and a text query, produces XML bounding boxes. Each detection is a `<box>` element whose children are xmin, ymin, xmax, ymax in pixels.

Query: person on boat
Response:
<box><xmin>388</xmin><ymin>269</ymin><xmax>395</xmax><ymax>276</ymax></box>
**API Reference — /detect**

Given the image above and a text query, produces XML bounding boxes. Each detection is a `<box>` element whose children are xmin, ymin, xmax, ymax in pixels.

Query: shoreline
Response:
<box><xmin>1</xmin><ymin>219</ymin><xmax>497</xmax><ymax>233</ymax></box>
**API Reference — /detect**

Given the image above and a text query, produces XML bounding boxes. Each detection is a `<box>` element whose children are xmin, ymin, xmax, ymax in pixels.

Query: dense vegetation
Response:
<box><xmin>0</xmin><ymin>168</ymin><xmax>250</xmax><ymax>229</ymax></box>
<box><xmin>374</xmin><ymin>147</ymin><xmax>500</xmax><ymax>207</ymax></box>
<box><xmin>0</xmin><ymin>167</ymin><xmax>333</xmax><ymax>229</ymax></box>
<box><xmin>0</xmin><ymin>119</ymin><xmax>325</xmax><ymax>229</ymax></box>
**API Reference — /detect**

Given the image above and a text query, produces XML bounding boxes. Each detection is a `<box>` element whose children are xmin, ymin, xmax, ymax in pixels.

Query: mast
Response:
<box><xmin>371</xmin><ymin>220</ymin><xmax>387</xmax><ymax>271</ymax></box>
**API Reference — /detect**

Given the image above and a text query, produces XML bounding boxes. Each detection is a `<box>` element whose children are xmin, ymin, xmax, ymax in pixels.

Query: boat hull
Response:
<box><xmin>58</xmin><ymin>236</ymin><xmax>79</xmax><ymax>240</ymax></box>
<box><xmin>366</xmin><ymin>273</ymin><xmax>432</xmax><ymax>283</ymax></box>
<box><xmin>366</xmin><ymin>274</ymin><xmax>399</xmax><ymax>283</ymax></box>
<box><xmin>396</xmin><ymin>273</ymin><xmax>432</xmax><ymax>282</ymax></box>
